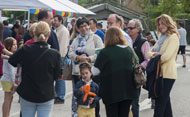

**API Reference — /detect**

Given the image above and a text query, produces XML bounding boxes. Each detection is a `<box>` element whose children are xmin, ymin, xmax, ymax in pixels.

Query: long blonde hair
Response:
<box><xmin>155</xmin><ymin>14</ymin><xmax>179</xmax><ymax>37</ymax></box>
<box><xmin>104</xmin><ymin>26</ymin><xmax>128</xmax><ymax>48</ymax></box>
<box><xmin>34</xmin><ymin>21</ymin><xmax>50</xmax><ymax>41</ymax></box>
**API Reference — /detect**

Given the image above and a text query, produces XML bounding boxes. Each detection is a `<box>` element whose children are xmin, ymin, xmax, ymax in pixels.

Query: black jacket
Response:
<box><xmin>133</xmin><ymin>34</ymin><xmax>147</xmax><ymax>64</ymax></box>
<box><xmin>9</xmin><ymin>41</ymin><xmax>61</xmax><ymax>103</ymax></box>
<box><xmin>145</xmin><ymin>55</ymin><xmax>163</xmax><ymax>98</ymax></box>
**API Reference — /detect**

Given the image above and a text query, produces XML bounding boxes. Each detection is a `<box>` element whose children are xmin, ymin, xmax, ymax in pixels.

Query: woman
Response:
<box><xmin>8</xmin><ymin>21</ymin><xmax>61</xmax><ymax>117</ymax></box>
<box><xmin>12</xmin><ymin>24</ymin><xmax>21</xmax><ymax>42</ymax></box>
<box><xmin>68</xmin><ymin>17</ymin><xmax>104</xmax><ymax>117</ymax></box>
<box><xmin>92</xmin><ymin>26</ymin><xmax>139</xmax><ymax>117</ymax></box>
<box><xmin>148</xmin><ymin>14</ymin><xmax>179</xmax><ymax>117</ymax></box>
<box><xmin>24</xmin><ymin>23</ymin><xmax>38</xmax><ymax>45</ymax></box>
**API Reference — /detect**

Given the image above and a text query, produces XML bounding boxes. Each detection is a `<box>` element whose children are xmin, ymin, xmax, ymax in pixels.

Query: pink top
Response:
<box><xmin>0</xmin><ymin>42</ymin><xmax>5</xmax><ymax>76</ymax></box>
<box><xmin>24</xmin><ymin>39</ymin><xmax>35</xmax><ymax>45</ymax></box>
<box><xmin>132</xmin><ymin>36</ymin><xmax>150</xmax><ymax>69</ymax></box>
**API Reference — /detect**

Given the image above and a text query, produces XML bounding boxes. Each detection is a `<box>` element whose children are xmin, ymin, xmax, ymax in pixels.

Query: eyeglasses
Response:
<box><xmin>79</xmin><ymin>24</ymin><xmax>88</xmax><ymax>29</ymax></box>
<box><xmin>128</xmin><ymin>27</ymin><xmax>136</xmax><ymax>30</ymax></box>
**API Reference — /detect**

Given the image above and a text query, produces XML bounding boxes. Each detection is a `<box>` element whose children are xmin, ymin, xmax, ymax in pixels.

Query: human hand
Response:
<box><xmin>153</xmin><ymin>52</ymin><xmax>162</xmax><ymax>57</ymax></box>
<box><xmin>79</xmin><ymin>86</ymin><xmax>84</xmax><ymax>92</ymax></box>
<box><xmin>58</xmin><ymin>75</ymin><xmax>64</xmax><ymax>80</ymax></box>
<box><xmin>88</xmin><ymin>97</ymin><xmax>94</xmax><ymax>104</ymax></box>
<box><xmin>80</xmin><ymin>54</ymin><xmax>89</xmax><ymax>62</ymax></box>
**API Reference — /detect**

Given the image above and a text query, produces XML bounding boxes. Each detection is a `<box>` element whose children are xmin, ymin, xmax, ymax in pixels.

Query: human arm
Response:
<box><xmin>2</xmin><ymin>48</ymin><xmax>13</xmax><ymax>56</ymax></box>
<box><xmin>1</xmin><ymin>54</ymin><xmax>10</xmax><ymax>59</ymax></box>
<box><xmin>54</xmin><ymin>52</ymin><xmax>61</xmax><ymax>81</ymax></box>
<box><xmin>58</xmin><ymin>29</ymin><xmax>70</xmax><ymax>57</ymax></box>
<box><xmin>160</xmin><ymin>34</ymin><xmax>179</xmax><ymax>64</ymax></box>
<box><xmin>89</xmin><ymin>83</ymin><xmax>100</xmax><ymax>104</ymax></box>
<box><xmin>74</xmin><ymin>81</ymin><xmax>85</xmax><ymax>98</ymax></box>
<box><xmin>47</xmin><ymin>30</ymin><xmax>60</xmax><ymax>51</ymax></box>
<box><xmin>88</xmin><ymin>35</ymin><xmax>104</xmax><ymax>63</ymax></box>
<box><xmin>140</xmin><ymin>41</ymin><xmax>150</xmax><ymax>69</ymax></box>
<box><xmin>8</xmin><ymin>48</ymin><xmax>23</xmax><ymax>67</ymax></box>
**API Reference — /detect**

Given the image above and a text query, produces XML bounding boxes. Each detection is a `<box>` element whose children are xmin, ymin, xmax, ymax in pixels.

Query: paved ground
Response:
<box><xmin>1</xmin><ymin>46</ymin><xmax>190</xmax><ymax>117</ymax></box>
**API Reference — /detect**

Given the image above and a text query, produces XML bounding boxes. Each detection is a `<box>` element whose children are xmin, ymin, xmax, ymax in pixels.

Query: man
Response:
<box><xmin>53</xmin><ymin>15</ymin><xmax>70</xmax><ymax>104</ymax></box>
<box><xmin>177</xmin><ymin>22</ymin><xmax>187</xmax><ymax>68</ymax></box>
<box><xmin>123</xmin><ymin>22</ymin><xmax>128</xmax><ymax>33</ymax></box>
<box><xmin>69</xmin><ymin>18</ymin><xmax>76</xmax><ymax>35</ymax></box>
<box><xmin>97</xmin><ymin>23</ymin><xmax>105</xmax><ymax>34</ymax></box>
<box><xmin>89</xmin><ymin>18</ymin><xmax>105</xmax><ymax>42</ymax></box>
<box><xmin>2</xmin><ymin>20</ymin><xmax>12</xmax><ymax>40</ymax></box>
<box><xmin>37</xmin><ymin>10</ymin><xmax>59</xmax><ymax>51</ymax></box>
<box><xmin>128</xmin><ymin>19</ymin><xmax>150</xmax><ymax>117</ymax></box>
<box><xmin>107</xmin><ymin>14</ymin><xmax>132</xmax><ymax>46</ymax></box>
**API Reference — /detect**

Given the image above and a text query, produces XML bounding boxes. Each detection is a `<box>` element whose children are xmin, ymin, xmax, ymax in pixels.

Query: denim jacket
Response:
<box><xmin>74</xmin><ymin>80</ymin><xmax>100</xmax><ymax>108</ymax></box>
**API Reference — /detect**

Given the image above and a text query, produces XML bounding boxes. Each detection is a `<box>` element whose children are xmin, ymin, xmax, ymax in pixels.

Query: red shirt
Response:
<box><xmin>0</xmin><ymin>42</ymin><xmax>5</xmax><ymax>76</ymax></box>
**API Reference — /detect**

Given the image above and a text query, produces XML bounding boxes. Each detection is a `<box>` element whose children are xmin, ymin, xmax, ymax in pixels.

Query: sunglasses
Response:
<box><xmin>128</xmin><ymin>27</ymin><xmax>136</xmax><ymax>30</ymax></box>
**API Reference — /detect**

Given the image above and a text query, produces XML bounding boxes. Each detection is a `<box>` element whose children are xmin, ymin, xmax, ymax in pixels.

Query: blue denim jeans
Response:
<box><xmin>20</xmin><ymin>97</ymin><xmax>54</xmax><ymax>117</ymax></box>
<box><xmin>55</xmin><ymin>57</ymin><xmax>66</xmax><ymax>100</ymax></box>
<box><xmin>55</xmin><ymin>80</ymin><xmax>66</xmax><ymax>100</ymax></box>
<box><xmin>132</xmin><ymin>87</ymin><xmax>141</xmax><ymax>117</ymax></box>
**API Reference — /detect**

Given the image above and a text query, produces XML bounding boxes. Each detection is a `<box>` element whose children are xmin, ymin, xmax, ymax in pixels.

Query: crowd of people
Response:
<box><xmin>0</xmin><ymin>9</ymin><xmax>187</xmax><ymax>117</ymax></box>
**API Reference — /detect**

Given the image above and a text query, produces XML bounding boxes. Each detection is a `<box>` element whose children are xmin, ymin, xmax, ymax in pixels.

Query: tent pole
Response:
<box><xmin>0</xmin><ymin>9</ymin><xmax>2</xmax><ymax>22</ymax></box>
<box><xmin>27</xmin><ymin>9</ymin><xmax>30</xmax><ymax>30</ymax></box>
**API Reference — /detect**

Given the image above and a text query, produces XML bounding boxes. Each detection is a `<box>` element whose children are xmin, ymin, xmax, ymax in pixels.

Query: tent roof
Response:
<box><xmin>0</xmin><ymin>0</ymin><xmax>95</xmax><ymax>15</ymax></box>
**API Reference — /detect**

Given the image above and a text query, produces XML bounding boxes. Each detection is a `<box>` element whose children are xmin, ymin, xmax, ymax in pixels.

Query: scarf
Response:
<box><xmin>156</xmin><ymin>34</ymin><xmax>167</xmax><ymax>52</ymax></box>
<box><xmin>76</xmin><ymin>31</ymin><xmax>90</xmax><ymax>53</ymax></box>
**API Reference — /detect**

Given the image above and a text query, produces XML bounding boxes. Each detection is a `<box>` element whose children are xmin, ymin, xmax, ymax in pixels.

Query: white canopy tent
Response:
<box><xmin>0</xmin><ymin>0</ymin><xmax>95</xmax><ymax>14</ymax></box>
<box><xmin>0</xmin><ymin>0</ymin><xmax>95</xmax><ymax>21</ymax></box>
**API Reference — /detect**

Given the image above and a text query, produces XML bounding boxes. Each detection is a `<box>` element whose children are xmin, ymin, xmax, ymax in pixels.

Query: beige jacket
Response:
<box><xmin>147</xmin><ymin>33</ymin><xmax>179</xmax><ymax>79</ymax></box>
<box><xmin>56</xmin><ymin>25</ymin><xmax>70</xmax><ymax>57</ymax></box>
<box><xmin>68</xmin><ymin>31</ymin><xmax>104</xmax><ymax>75</ymax></box>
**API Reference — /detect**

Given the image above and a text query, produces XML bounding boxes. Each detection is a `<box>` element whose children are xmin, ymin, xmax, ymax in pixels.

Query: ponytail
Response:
<box><xmin>39</xmin><ymin>33</ymin><xmax>46</xmax><ymax>41</ymax></box>
<box><xmin>34</xmin><ymin>21</ymin><xmax>50</xmax><ymax>42</ymax></box>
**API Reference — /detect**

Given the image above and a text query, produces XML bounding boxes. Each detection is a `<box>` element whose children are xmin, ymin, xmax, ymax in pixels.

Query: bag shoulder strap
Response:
<box><xmin>33</xmin><ymin>49</ymin><xmax>49</xmax><ymax>64</ymax></box>
<box><xmin>129</xmin><ymin>46</ymin><xmax>139</xmax><ymax>65</ymax></box>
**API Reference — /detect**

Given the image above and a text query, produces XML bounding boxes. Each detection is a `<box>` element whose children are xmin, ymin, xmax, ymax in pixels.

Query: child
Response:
<box><xmin>1</xmin><ymin>37</ymin><xmax>17</xmax><ymax>117</ymax></box>
<box><xmin>148</xmin><ymin>39</ymin><xmax>156</xmax><ymax>51</ymax></box>
<box><xmin>74</xmin><ymin>62</ymin><xmax>100</xmax><ymax>117</ymax></box>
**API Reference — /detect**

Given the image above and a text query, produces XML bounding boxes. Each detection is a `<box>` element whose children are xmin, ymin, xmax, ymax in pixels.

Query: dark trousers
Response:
<box><xmin>105</xmin><ymin>99</ymin><xmax>132</xmax><ymax>117</ymax></box>
<box><xmin>154</xmin><ymin>78</ymin><xmax>175</xmax><ymax>117</ymax></box>
<box><xmin>93</xmin><ymin>76</ymin><xmax>101</xmax><ymax>117</ymax></box>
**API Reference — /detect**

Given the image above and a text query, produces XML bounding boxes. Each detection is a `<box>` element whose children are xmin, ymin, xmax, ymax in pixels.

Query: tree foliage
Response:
<box><xmin>136</xmin><ymin>0</ymin><xmax>190</xmax><ymax>29</ymax></box>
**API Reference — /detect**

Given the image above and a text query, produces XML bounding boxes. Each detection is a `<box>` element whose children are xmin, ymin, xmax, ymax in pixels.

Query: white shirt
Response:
<box><xmin>121</xmin><ymin>29</ymin><xmax>133</xmax><ymax>47</ymax></box>
<box><xmin>56</xmin><ymin>24</ymin><xmax>70</xmax><ymax>57</ymax></box>
<box><xmin>1</xmin><ymin>59</ymin><xmax>17</xmax><ymax>85</ymax></box>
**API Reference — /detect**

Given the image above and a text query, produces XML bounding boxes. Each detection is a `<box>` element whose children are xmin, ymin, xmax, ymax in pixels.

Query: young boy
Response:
<box><xmin>74</xmin><ymin>62</ymin><xmax>100</xmax><ymax>117</ymax></box>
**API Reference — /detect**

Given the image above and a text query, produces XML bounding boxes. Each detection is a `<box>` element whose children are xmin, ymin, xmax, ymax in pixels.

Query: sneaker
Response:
<box><xmin>182</xmin><ymin>65</ymin><xmax>186</xmax><ymax>68</ymax></box>
<box><xmin>54</xmin><ymin>97</ymin><xmax>65</xmax><ymax>104</ymax></box>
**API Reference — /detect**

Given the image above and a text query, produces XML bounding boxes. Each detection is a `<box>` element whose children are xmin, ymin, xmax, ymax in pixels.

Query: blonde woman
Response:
<box><xmin>92</xmin><ymin>26</ymin><xmax>139</xmax><ymax>117</ymax></box>
<box><xmin>148</xmin><ymin>14</ymin><xmax>179</xmax><ymax>117</ymax></box>
<box><xmin>24</xmin><ymin>23</ymin><xmax>38</xmax><ymax>45</ymax></box>
<box><xmin>8</xmin><ymin>21</ymin><xmax>61</xmax><ymax>117</ymax></box>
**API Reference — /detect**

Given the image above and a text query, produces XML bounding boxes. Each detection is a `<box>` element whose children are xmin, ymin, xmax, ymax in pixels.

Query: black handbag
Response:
<box><xmin>129</xmin><ymin>47</ymin><xmax>147</xmax><ymax>88</ymax></box>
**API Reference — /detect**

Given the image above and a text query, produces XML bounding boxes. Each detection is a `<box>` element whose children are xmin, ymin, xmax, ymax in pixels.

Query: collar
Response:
<box><xmin>133</xmin><ymin>34</ymin><xmax>141</xmax><ymax>43</ymax></box>
<box><xmin>82</xmin><ymin>79</ymin><xmax>92</xmax><ymax>85</ymax></box>
<box><xmin>79</xmin><ymin>31</ymin><xmax>90</xmax><ymax>40</ymax></box>
<box><xmin>56</xmin><ymin>25</ymin><xmax>64</xmax><ymax>31</ymax></box>
<box><xmin>34</xmin><ymin>41</ymin><xmax>49</xmax><ymax>48</ymax></box>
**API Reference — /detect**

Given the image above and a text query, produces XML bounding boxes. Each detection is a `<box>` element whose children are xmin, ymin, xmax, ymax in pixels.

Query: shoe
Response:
<box><xmin>54</xmin><ymin>97</ymin><xmax>65</xmax><ymax>104</ymax></box>
<box><xmin>182</xmin><ymin>65</ymin><xmax>186</xmax><ymax>68</ymax></box>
